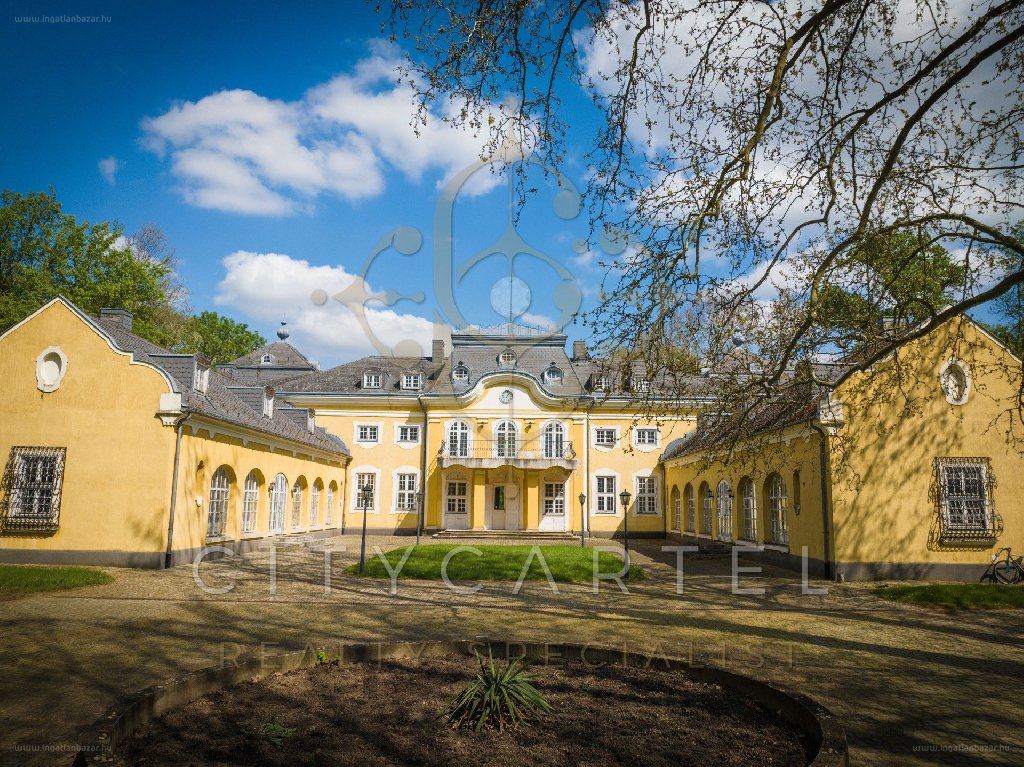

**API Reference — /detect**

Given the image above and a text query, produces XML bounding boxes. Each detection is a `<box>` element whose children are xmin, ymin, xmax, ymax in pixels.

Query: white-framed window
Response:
<box><xmin>446</xmin><ymin>481</ymin><xmax>468</xmax><ymax>514</ymax></box>
<box><xmin>401</xmin><ymin>373</ymin><xmax>422</xmax><ymax>391</ymax></box>
<box><xmin>937</xmin><ymin>458</ymin><xmax>991</xmax><ymax>534</ymax></box>
<box><xmin>290</xmin><ymin>479</ymin><xmax>304</xmax><ymax>528</ymax></box>
<box><xmin>685</xmin><ymin>483</ymin><xmax>696</xmax><ymax>532</ymax></box>
<box><xmin>498</xmin><ymin>349</ymin><xmax>517</xmax><ymax>368</ymax></box>
<box><xmin>396</xmin><ymin>473</ymin><xmax>418</xmax><ymax>511</ymax></box>
<box><xmin>495</xmin><ymin>420</ymin><xmax>518</xmax><ymax>458</ymax></box>
<box><xmin>310</xmin><ymin>481</ymin><xmax>321</xmax><ymax>526</ymax></box>
<box><xmin>544</xmin><ymin>482</ymin><xmax>565</xmax><ymax>515</ymax></box>
<box><xmin>594</xmin><ymin>428</ymin><xmax>617</xmax><ymax>447</ymax></box>
<box><xmin>325</xmin><ymin>483</ymin><xmax>335</xmax><ymax>525</ymax></box>
<box><xmin>671</xmin><ymin>485</ymin><xmax>681</xmax><ymax>530</ymax></box>
<box><xmin>206</xmin><ymin>467</ymin><xmax>230</xmax><ymax>538</ymax></box>
<box><xmin>357</xmin><ymin>425</ymin><xmax>379</xmax><ymax>443</ymax></box>
<box><xmin>269</xmin><ymin>474</ymin><xmax>288</xmax><ymax>533</ymax></box>
<box><xmin>542</xmin><ymin>422</ymin><xmax>565</xmax><ymax>458</ymax></box>
<box><xmin>768</xmin><ymin>473</ymin><xmax>788</xmax><ymax>545</ymax></box>
<box><xmin>355</xmin><ymin>472</ymin><xmax>377</xmax><ymax>511</ymax></box>
<box><xmin>740</xmin><ymin>477</ymin><xmax>757</xmax><ymax>541</ymax></box>
<box><xmin>363</xmin><ymin>373</ymin><xmax>382</xmax><ymax>389</ymax></box>
<box><xmin>595</xmin><ymin>475</ymin><xmax>617</xmax><ymax>514</ymax></box>
<box><xmin>451</xmin><ymin>364</ymin><xmax>470</xmax><ymax>383</ymax></box>
<box><xmin>397</xmin><ymin>425</ymin><xmax>420</xmax><ymax>444</ymax></box>
<box><xmin>701</xmin><ymin>483</ymin><xmax>713</xmax><ymax>533</ymax></box>
<box><xmin>261</xmin><ymin>353</ymin><xmax>273</xmax><ymax>364</ymax></box>
<box><xmin>716</xmin><ymin>480</ymin><xmax>733</xmax><ymax>541</ymax></box>
<box><xmin>636</xmin><ymin>476</ymin><xmax>658</xmax><ymax>515</ymax></box>
<box><xmin>593</xmin><ymin>375</ymin><xmax>610</xmax><ymax>391</ymax></box>
<box><xmin>448</xmin><ymin>420</ymin><xmax>470</xmax><ymax>457</ymax></box>
<box><xmin>634</xmin><ymin>427</ymin><xmax>659</xmax><ymax>447</ymax></box>
<box><xmin>544</xmin><ymin>366</ymin><xmax>563</xmax><ymax>383</ymax></box>
<box><xmin>1</xmin><ymin>447</ymin><xmax>66</xmax><ymax>531</ymax></box>
<box><xmin>242</xmin><ymin>471</ymin><xmax>259</xmax><ymax>534</ymax></box>
<box><xmin>632</xmin><ymin>378</ymin><xmax>650</xmax><ymax>393</ymax></box>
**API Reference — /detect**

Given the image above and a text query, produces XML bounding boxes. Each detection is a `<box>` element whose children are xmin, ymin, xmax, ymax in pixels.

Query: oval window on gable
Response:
<box><xmin>498</xmin><ymin>349</ymin><xmax>517</xmax><ymax>368</ymax></box>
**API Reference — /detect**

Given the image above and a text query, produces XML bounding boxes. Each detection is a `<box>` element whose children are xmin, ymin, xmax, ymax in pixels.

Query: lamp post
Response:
<box><xmin>619</xmin><ymin>489</ymin><xmax>632</xmax><ymax>571</ymax></box>
<box><xmin>358</xmin><ymin>483</ymin><xmax>372</xmax><ymax>575</ymax></box>
<box><xmin>415</xmin><ymin>490</ymin><xmax>424</xmax><ymax>546</ymax></box>
<box><xmin>577</xmin><ymin>493</ymin><xmax>587</xmax><ymax>548</ymax></box>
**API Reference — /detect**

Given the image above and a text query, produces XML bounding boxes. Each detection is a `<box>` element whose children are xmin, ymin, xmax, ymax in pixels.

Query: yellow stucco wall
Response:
<box><xmin>0</xmin><ymin>301</ymin><xmax>177</xmax><ymax>557</ymax></box>
<box><xmin>830</xmin><ymin>318</ymin><xmax>1024</xmax><ymax>569</ymax></box>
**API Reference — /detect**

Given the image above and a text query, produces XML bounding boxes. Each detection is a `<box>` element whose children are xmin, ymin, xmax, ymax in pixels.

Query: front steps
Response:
<box><xmin>432</xmin><ymin>529</ymin><xmax>580</xmax><ymax>541</ymax></box>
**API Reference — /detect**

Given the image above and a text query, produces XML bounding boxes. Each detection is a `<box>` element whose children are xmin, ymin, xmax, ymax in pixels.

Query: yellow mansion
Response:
<box><xmin>0</xmin><ymin>296</ymin><xmax>1021</xmax><ymax>580</ymax></box>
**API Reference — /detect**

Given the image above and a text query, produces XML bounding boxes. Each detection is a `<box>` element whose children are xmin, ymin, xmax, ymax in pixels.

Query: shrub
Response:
<box><xmin>445</xmin><ymin>652</ymin><xmax>552</xmax><ymax>732</ymax></box>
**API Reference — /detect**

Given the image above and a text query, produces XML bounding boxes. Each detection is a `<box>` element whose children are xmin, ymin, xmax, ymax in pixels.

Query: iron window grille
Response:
<box><xmin>1</xmin><ymin>447</ymin><xmax>66</xmax><ymax>532</ymax></box>
<box><xmin>595</xmin><ymin>476</ymin><xmax>616</xmax><ymax>514</ymax></box>
<box><xmin>544</xmin><ymin>482</ymin><xmax>565</xmax><ymax>515</ymax></box>
<box><xmin>935</xmin><ymin>457</ymin><xmax>999</xmax><ymax>542</ymax></box>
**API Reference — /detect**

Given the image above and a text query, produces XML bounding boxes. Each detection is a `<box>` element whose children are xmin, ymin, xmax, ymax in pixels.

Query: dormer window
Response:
<box><xmin>544</xmin><ymin>365</ymin><xmax>563</xmax><ymax>384</ymax></box>
<box><xmin>498</xmin><ymin>349</ymin><xmax>517</xmax><ymax>368</ymax></box>
<box><xmin>262</xmin><ymin>389</ymin><xmax>275</xmax><ymax>419</ymax></box>
<box><xmin>593</xmin><ymin>375</ymin><xmax>610</xmax><ymax>391</ymax></box>
<box><xmin>401</xmin><ymin>373</ymin><xmax>422</xmax><ymax>391</ymax></box>
<box><xmin>632</xmin><ymin>378</ymin><xmax>650</xmax><ymax>393</ymax></box>
<box><xmin>193</xmin><ymin>365</ymin><xmax>210</xmax><ymax>395</ymax></box>
<box><xmin>261</xmin><ymin>354</ymin><xmax>273</xmax><ymax>365</ymax></box>
<box><xmin>363</xmin><ymin>373</ymin><xmax>382</xmax><ymax>389</ymax></box>
<box><xmin>452</xmin><ymin>363</ymin><xmax>470</xmax><ymax>383</ymax></box>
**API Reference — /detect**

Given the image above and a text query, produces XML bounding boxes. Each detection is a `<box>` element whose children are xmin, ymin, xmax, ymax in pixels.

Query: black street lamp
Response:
<box><xmin>619</xmin><ymin>489</ymin><xmax>632</xmax><ymax>571</ymax></box>
<box><xmin>577</xmin><ymin>493</ymin><xmax>587</xmax><ymax>547</ymax></box>
<box><xmin>358</xmin><ymin>483</ymin><xmax>372</xmax><ymax>575</ymax></box>
<box><xmin>415</xmin><ymin>490</ymin><xmax>424</xmax><ymax>546</ymax></box>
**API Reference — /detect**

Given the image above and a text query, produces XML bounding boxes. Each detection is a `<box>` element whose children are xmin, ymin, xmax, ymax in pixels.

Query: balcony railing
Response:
<box><xmin>438</xmin><ymin>438</ymin><xmax>577</xmax><ymax>468</ymax></box>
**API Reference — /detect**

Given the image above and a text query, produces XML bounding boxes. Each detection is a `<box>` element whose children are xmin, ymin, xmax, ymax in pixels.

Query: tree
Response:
<box><xmin>388</xmin><ymin>0</ymin><xmax>1024</xmax><ymax>395</ymax></box>
<box><xmin>0</xmin><ymin>189</ymin><xmax>172</xmax><ymax>338</ymax></box>
<box><xmin>984</xmin><ymin>224</ymin><xmax>1024</xmax><ymax>358</ymax></box>
<box><xmin>179</xmin><ymin>311</ymin><xmax>267</xmax><ymax>364</ymax></box>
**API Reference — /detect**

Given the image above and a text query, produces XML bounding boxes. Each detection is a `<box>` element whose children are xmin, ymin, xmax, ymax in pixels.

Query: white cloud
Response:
<box><xmin>142</xmin><ymin>42</ymin><xmax>511</xmax><ymax>215</ymax></box>
<box><xmin>215</xmin><ymin>250</ymin><xmax>444</xmax><ymax>364</ymax></box>
<box><xmin>98</xmin><ymin>156</ymin><xmax>119</xmax><ymax>185</ymax></box>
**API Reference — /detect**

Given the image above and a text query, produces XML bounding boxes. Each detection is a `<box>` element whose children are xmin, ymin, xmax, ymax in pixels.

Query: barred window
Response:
<box><xmin>636</xmin><ymin>476</ymin><xmax>658</xmax><ymax>515</ymax></box>
<box><xmin>1</xmin><ymin>447</ymin><xmax>66</xmax><ymax>531</ymax></box>
<box><xmin>396</xmin><ymin>473</ymin><xmax>417</xmax><ymax>510</ymax></box>
<box><xmin>595</xmin><ymin>475</ymin><xmax>616</xmax><ymax>514</ymax></box>
<box><xmin>937</xmin><ymin>458</ymin><xmax>992</xmax><ymax>533</ymax></box>
<box><xmin>207</xmin><ymin>467</ymin><xmax>230</xmax><ymax>538</ymax></box>
<box><xmin>242</xmin><ymin>472</ymin><xmax>259</xmax><ymax>533</ymax></box>
<box><xmin>446</xmin><ymin>481</ymin><xmax>467</xmax><ymax>514</ymax></box>
<box><xmin>544</xmin><ymin>482</ymin><xmax>565</xmax><ymax>515</ymax></box>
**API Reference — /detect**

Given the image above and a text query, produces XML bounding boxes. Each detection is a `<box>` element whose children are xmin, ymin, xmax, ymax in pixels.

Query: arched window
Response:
<box><xmin>269</xmin><ymin>474</ymin><xmax>287</xmax><ymax>533</ymax></box>
<box><xmin>740</xmin><ymin>477</ymin><xmax>757</xmax><ymax>541</ymax></box>
<box><xmin>261</xmin><ymin>353</ymin><xmax>273</xmax><ymax>364</ymax></box>
<box><xmin>544</xmin><ymin>365</ymin><xmax>563</xmax><ymax>383</ymax></box>
<box><xmin>325</xmin><ymin>482</ymin><xmax>336</xmax><ymax>525</ymax></box>
<box><xmin>310</xmin><ymin>481</ymin><xmax>322</xmax><ymax>527</ymax></box>
<box><xmin>542</xmin><ymin>422</ymin><xmax>565</xmax><ymax>458</ymax></box>
<box><xmin>495</xmin><ymin>420</ymin><xmax>518</xmax><ymax>458</ymax></box>
<box><xmin>242</xmin><ymin>471</ymin><xmax>259</xmax><ymax>533</ymax></box>
<box><xmin>207</xmin><ymin>467</ymin><xmax>230</xmax><ymax>538</ymax></box>
<box><xmin>716</xmin><ymin>480</ymin><xmax>733</xmax><ymax>541</ymax></box>
<box><xmin>684</xmin><ymin>483</ymin><xmax>695</xmax><ymax>532</ymax></box>
<box><xmin>701</xmin><ymin>482</ymin><xmax>713</xmax><ymax>533</ymax></box>
<box><xmin>671</xmin><ymin>485</ymin><xmax>681</xmax><ymax>531</ymax></box>
<box><xmin>448</xmin><ymin>420</ymin><xmax>470</xmax><ymax>458</ymax></box>
<box><xmin>768</xmin><ymin>473</ymin><xmax>788</xmax><ymax>545</ymax></box>
<box><xmin>291</xmin><ymin>479</ymin><xmax>305</xmax><ymax>528</ymax></box>
<box><xmin>451</xmin><ymin>363</ymin><xmax>470</xmax><ymax>383</ymax></box>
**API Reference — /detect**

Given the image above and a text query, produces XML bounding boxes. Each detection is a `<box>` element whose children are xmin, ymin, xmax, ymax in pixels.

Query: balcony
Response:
<box><xmin>438</xmin><ymin>438</ymin><xmax>577</xmax><ymax>470</ymax></box>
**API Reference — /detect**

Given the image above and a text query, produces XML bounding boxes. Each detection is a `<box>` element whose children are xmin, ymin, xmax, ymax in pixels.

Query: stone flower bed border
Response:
<box><xmin>74</xmin><ymin>640</ymin><xmax>848</xmax><ymax>766</ymax></box>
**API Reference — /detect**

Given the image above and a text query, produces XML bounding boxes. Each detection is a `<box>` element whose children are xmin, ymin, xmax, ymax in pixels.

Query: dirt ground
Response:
<box><xmin>116</xmin><ymin>656</ymin><xmax>812</xmax><ymax>766</ymax></box>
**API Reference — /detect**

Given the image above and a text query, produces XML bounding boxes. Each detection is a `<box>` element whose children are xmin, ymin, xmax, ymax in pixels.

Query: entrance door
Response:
<box><xmin>490</xmin><ymin>485</ymin><xmax>506</xmax><ymax>530</ymax></box>
<box><xmin>504</xmin><ymin>484</ymin><xmax>520</xmax><ymax>531</ymax></box>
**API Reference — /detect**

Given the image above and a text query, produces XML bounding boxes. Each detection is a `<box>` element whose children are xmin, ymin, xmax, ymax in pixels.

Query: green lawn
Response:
<box><xmin>346</xmin><ymin>544</ymin><xmax>645</xmax><ymax>582</ymax></box>
<box><xmin>0</xmin><ymin>565</ymin><xmax>114</xmax><ymax>596</ymax></box>
<box><xmin>874</xmin><ymin>583</ymin><xmax>1024</xmax><ymax>610</ymax></box>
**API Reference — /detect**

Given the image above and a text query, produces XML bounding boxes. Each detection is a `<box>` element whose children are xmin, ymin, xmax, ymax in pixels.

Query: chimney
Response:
<box><xmin>432</xmin><ymin>339</ymin><xmax>445</xmax><ymax>363</ymax></box>
<box><xmin>99</xmin><ymin>308</ymin><xmax>133</xmax><ymax>333</ymax></box>
<box><xmin>572</xmin><ymin>340</ymin><xmax>588</xmax><ymax>361</ymax></box>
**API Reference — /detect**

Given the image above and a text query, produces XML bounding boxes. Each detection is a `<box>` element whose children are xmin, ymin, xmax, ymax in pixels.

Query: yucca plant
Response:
<box><xmin>445</xmin><ymin>651</ymin><xmax>553</xmax><ymax>732</ymax></box>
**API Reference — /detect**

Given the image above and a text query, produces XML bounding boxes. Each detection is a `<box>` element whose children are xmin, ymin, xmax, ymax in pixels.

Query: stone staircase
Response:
<box><xmin>432</xmin><ymin>529</ymin><xmax>580</xmax><ymax>541</ymax></box>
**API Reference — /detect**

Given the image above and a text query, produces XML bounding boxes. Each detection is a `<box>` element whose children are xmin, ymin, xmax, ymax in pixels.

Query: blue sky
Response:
<box><xmin>1</xmin><ymin>1</ymin><xmax>606</xmax><ymax>365</ymax></box>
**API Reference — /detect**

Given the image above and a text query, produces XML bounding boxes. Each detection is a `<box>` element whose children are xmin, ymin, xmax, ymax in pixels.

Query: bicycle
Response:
<box><xmin>983</xmin><ymin>548</ymin><xmax>1024</xmax><ymax>584</ymax></box>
